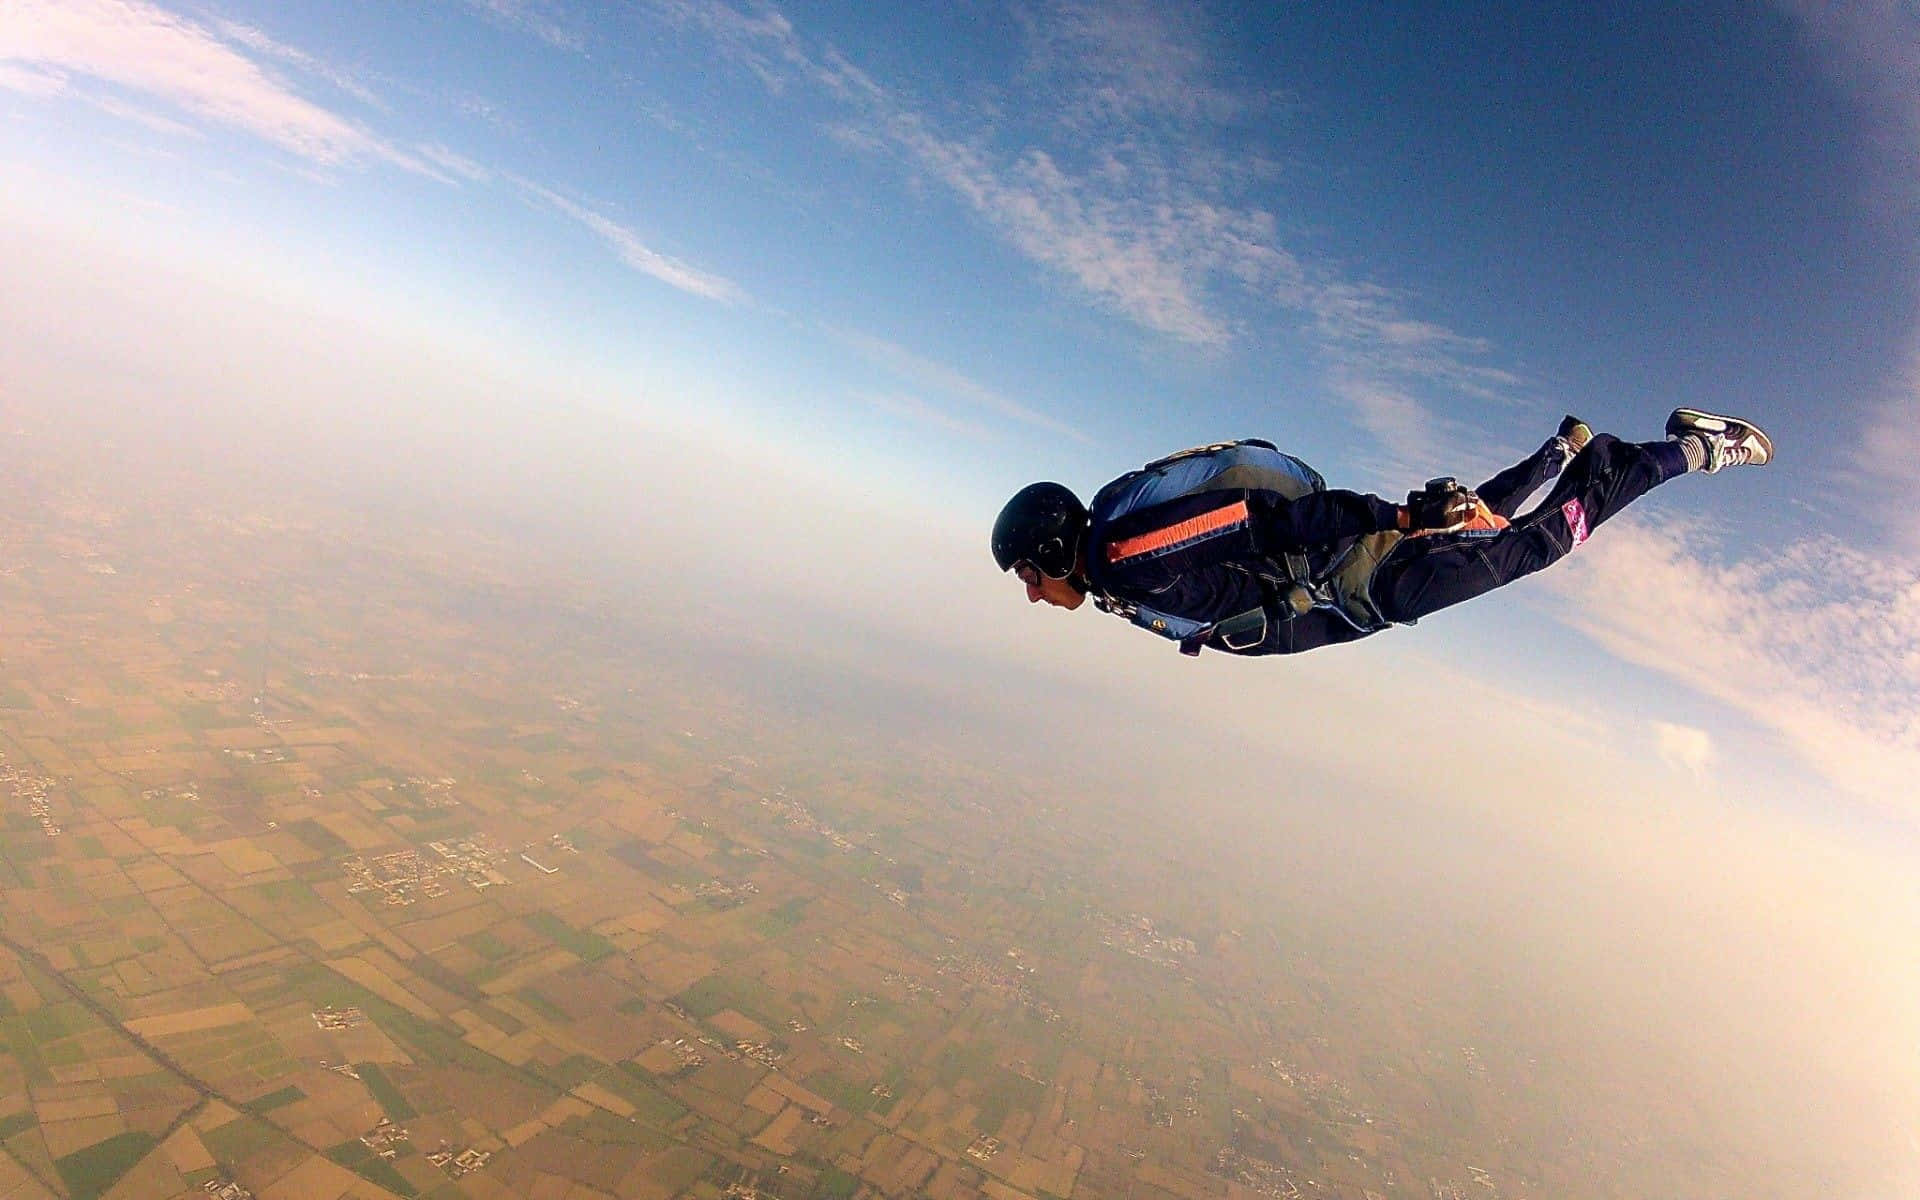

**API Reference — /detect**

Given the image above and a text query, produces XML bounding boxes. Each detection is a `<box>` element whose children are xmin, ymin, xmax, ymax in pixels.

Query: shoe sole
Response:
<box><xmin>1667</xmin><ymin>407</ymin><xmax>1774</xmax><ymax>466</ymax></box>
<box><xmin>1556</xmin><ymin>415</ymin><xmax>1593</xmax><ymax>452</ymax></box>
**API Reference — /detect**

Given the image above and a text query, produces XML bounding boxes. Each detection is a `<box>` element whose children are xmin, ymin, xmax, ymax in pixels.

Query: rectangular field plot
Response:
<box><xmin>52</xmin><ymin>1129</ymin><xmax>153</xmax><ymax>1200</ymax></box>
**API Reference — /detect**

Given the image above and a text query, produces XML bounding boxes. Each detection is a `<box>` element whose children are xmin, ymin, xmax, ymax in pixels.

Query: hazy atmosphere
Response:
<box><xmin>2</xmin><ymin>4</ymin><xmax>1918</xmax><ymax>1200</ymax></box>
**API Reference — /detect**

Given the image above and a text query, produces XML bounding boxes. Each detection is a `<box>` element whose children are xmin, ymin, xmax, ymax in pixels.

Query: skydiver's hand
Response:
<box><xmin>1399</xmin><ymin>481</ymin><xmax>1477</xmax><ymax>533</ymax></box>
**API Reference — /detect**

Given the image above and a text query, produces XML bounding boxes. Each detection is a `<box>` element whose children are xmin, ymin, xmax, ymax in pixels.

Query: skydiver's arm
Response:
<box><xmin>1248</xmin><ymin>489</ymin><xmax>1403</xmax><ymax>551</ymax></box>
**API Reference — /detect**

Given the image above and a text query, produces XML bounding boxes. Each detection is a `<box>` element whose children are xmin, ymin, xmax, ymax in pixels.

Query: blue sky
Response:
<box><xmin>1</xmin><ymin>3</ymin><xmax>1917</xmax><ymax>813</ymax></box>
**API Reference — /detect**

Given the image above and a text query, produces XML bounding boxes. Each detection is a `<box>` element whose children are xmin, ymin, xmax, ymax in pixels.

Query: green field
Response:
<box><xmin>325</xmin><ymin>1139</ymin><xmax>418</xmax><ymax>1197</ymax></box>
<box><xmin>54</xmin><ymin>1131</ymin><xmax>155</xmax><ymax>1200</ymax></box>
<box><xmin>673</xmin><ymin>973</ymin><xmax>782</xmax><ymax>1027</ymax></box>
<box><xmin>244</xmin><ymin>1084</ymin><xmax>305</xmax><ymax>1113</ymax></box>
<box><xmin>355</xmin><ymin>1062</ymin><xmax>419</xmax><ymax>1120</ymax></box>
<box><xmin>754</xmin><ymin>897</ymin><xmax>809</xmax><ymax>937</ymax></box>
<box><xmin>460</xmin><ymin>930</ymin><xmax>514</xmax><ymax>961</ymax></box>
<box><xmin>522</xmin><ymin>912</ymin><xmax>615</xmax><ymax>963</ymax></box>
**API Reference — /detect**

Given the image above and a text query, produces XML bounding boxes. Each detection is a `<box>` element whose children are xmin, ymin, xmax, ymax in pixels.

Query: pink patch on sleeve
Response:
<box><xmin>1561</xmin><ymin>498</ymin><xmax>1590</xmax><ymax>546</ymax></box>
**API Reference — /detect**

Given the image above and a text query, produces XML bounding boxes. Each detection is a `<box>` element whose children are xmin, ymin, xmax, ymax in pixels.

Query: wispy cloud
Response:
<box><xmin>1773</xmin><ymin>2</ymin><xmax>1920</xmax><ymax>547</ymax></box>
<box><xmin>1774</xmin><ymin>0</ymin><xmax>1920</xmax><ymax>197</ymax></box>
<box><xmin>854</xmin><ymin>392</ymin><xmax>992</xmax><ymax>441</ymax></box>
<box><xmin>512</xmin><ymin>177</ymin><xmax>747</xmax><ymax>304</ymax></box>
<box><xmin>0</xmin><ymin>0</ymin><xmax>418</xmax><ymax>171</ymax></box>
<box><xmin>2</xmin><ymin>2</ymin><xmax>739</xmax><ymax>306</ymax></box>
<box><xmin>84</xmin><ymin>91</ymin><xmax>202</xmax><ymax>139</ymax></box>
<box><xmin>644</xmin><ymin>0</ymin><xmax>1522</xmax><ymax>464</ymax></box>
<box><xmin>1017</xmin><ymin>1</ymin><xmax>1259</xmax><ymax>131</ymax></box>
<box><xmin>211</xmin><ymin>19</ymin><xmax>383</xmax><ymax>108</ymax></box>
<box><xmin>418</xmin><ymin>142</ymin><xmax>493</xmax><ymax>182</ymax></box>
<box><xmin>647</xmin><ymin>0</ymin><xmax>1287</xmax><ymax>348</ymax></box>
<box><xmin>461</xmin><ymin>0</ymin><xmax>587</xmax><ymax>53</ymax></box>
<box><xmin>1846</xmin><ymin>345</ymin><xmax>1920</xmax><ymax>550</ymax></box>
<box><xmin>1333</xmin><ymin>374</ymin><xmax>1473</xmax><ymax>481</ymax></box>
<box><xmin>1545</xmin><ymin>513</ymin><xmax>1920</xmax><ymax>814</ymax></box>
<box><xmin>834</xmin><ymin>328</ymin><xmax>1092</xmax><ymax>444</ymax></box>
<box><xmin>0</xmin><ymin>61</ymin><xmax>66</xmax><ymax>96</ymax></box>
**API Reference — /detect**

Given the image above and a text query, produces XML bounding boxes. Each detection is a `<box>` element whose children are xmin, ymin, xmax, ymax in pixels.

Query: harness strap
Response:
<box><xmin>1104</xmin><ymin>498</ymin><xmax>1251</xmax><ymax>564</ymax></box>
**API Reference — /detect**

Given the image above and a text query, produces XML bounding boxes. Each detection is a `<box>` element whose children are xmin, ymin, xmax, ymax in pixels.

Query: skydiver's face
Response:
<box><xmin>1013</xmin><ymin>562</ymin><xmax>1087</xmax><ymax>610</ymax></box>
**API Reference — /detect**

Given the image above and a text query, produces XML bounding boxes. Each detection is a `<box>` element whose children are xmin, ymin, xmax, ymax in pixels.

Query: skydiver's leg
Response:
<box><xmin>1475</xmin><ymin>434</ymin><xmax>1568</xmax><ymax>518</ymax></box>
<box><xmin>1374</xmin><ymin>434</ymin><xmax>1689</xmax><ymax>624</ymax></box>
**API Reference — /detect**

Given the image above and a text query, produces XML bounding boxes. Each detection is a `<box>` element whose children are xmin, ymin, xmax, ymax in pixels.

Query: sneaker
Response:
<box><xmin>1665</xmin><ymin>408</ymin><xmax>1774</xmax><ymax>473</ymax></box>
<box><xmin>1550</xmin><ymin>414</ymin><xmax>1593</xmax><ymax>469</ymax></box>
<box><xmin>1556</xmin><ymin>414</ymin><xmax>1593</xmax><ymax>453</ymax></box>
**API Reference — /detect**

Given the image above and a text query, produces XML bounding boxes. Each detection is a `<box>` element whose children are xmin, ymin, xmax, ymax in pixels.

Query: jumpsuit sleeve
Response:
<box><xmin>1248</xmin><ymin>488</ymin><xmax>1401</xmax><ymax>551</ymax></box>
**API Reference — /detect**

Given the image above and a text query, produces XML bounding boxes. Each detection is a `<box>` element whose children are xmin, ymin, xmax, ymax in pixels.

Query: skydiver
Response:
<box><xmin>991</xmin><ymin>410</ymin><xmax>1772</xmax><ymax>656</ymax></box>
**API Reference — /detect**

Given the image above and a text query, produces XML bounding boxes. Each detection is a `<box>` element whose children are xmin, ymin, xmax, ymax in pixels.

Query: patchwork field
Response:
<box><xmin>0</xmin><ymin>408</ymin><xmax>1777</xmax><ymax>1200</ymax></box>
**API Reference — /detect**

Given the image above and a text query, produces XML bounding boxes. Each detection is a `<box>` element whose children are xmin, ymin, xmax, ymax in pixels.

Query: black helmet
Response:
<box><xmin>992</xmin><ymin>482</ymin><xmax>1088</xmax><ymax>578</ymax></box>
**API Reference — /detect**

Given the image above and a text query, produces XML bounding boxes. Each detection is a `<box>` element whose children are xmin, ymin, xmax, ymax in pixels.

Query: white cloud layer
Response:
<box><xmin>1547</xmin><ymin>512</ymin><xmax>1920</xmax><ymax>812</ymax></box>
<box><xmin>0</xmin><ymin>60</ymin><xmax>66</xmax><ymax>96</ymax></box>
<box><xmin>0</xmin><ymin>1</ymin><xmax>750</xmax><ymax>310</ymax></box>
<box><xmin>512</xmin><ymin>177</ymin><xmax>748</xmax><ymax>304</ymax></box>
<box><xmin>0</xmin><ymin>0</ymin><xmax>400</xmax><ymax>167</ymax></box>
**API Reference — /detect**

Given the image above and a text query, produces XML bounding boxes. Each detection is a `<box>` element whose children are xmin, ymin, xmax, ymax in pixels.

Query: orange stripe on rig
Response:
<box><xmin>1106</xmin><ymin>499</ymin><xmax>1250</xmax><ymax>562</ymax></box>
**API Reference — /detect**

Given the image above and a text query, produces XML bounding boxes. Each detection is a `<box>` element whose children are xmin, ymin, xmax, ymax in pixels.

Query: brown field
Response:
<box><xmin>743</xmin><ymin>1083</ymin><xmax>787</xmax><ymax>1116</ymax></box>
<box><xmin>121</xmin><ymin>857</ymin><xmax>189</xmax><ymax>892</ymax></box>
<box><xmin>300</xmin><ymin>918</ymin><xmax>367</xmax><ymax>953</ymax></box>
<box><xmin>392</xmin><ymin>900</ymin><xmax>501</xmax><ymax>949</ymax></box>
<box><xmin>632</xmin><ymin>1043</ymin><xmax>684</xmax><ymax>1075</ymax></box>
<box><xmin>499</xmin><ymin>1098</ymin><xmax>587</xmax><ymax>1144</ymax></box>
<box><xmin>615</xmin><ymin>905</ymin><xmax>672</xmax><ymax>936</ymax></box>
<box><xmin>570</xmin><ymin>1082</ymin><xmax>636</xmax><ymax>1119</ymax></box>
<box><xmin>257</xmin><ymin>1152</ymin><xmax>373</xmax><ymax>1200</ymax></box>
<box><xmin>325</xmin><ymin>956</ymin><xmax>438</xmax><ymax>1018</ymax></box>
<box><xmin>750</xmin><ymin>1103</ymin><xmax>806</xmax><ymax>1156</ymax></box>
<box><xmin>705</xmin><ymin>1009</ymin><xmax>769</xmax><ymax>1042</ymax></box>
<box><xmin>124</xmin><ymin>825</ymin><xmax>198</xmax><ymax>856</ymax></box>
<box><xmin>1135</xmin><ymin>1160</ymin><xmax>1221</xmax><ymax>1200</ymax></box>
<box><xmin>325</xmin><ymin>1022</ymin><xmax>411</xmax><ymax>1065</ymax></box>
<box><xmin>157</xmin><ymin>1127</ymin><xmax>214</xmax><ymax>1176</ymax></box>
<box><xmin>625</xmin><ymin>945</ymin><xmax>717</xmax><ymax>994</ymax></box>
<box><xmin>40</xmin><ymin>1113</ymin><xmax>129</xmax><ymax>1158</ymax></box>
<box><xmin>179</xmin><ymin>922</ymin><xmax>282</xmax><ymax>966</ymax></box>
<box><xmin>280</xmin><ymin>727</ymin><xmax>362</xmax><ymax>746</ymax></box>
<box><xmin>33</xmin><ymin>1091</ymin><xmax>119</xmax><ymax>1127</ymax></box>
<box><xmin>47</xmin><ymin>1063</ymin><xmax>103</xmax><ymax>1087</ymax></box>
<box><xmin>124</xmin><ymin>1003</ymin><xmax>254</xmax><ymax>1039</ymax></box>
<box><xmin>763</xmin><ymin>1073</ymin><xmax>835</xmax><ymax>1115</ymax></box>
<box><xmin>95</xmin><ymin>751</ymin><xmax>199</xmax><ymax>773</ymax></box>
<box><xmin>1004</xmin><ymin>1147</ymin><xmax>1079</xmax><ymax>1198</ymax></box>
<box><xmin>312</xmin><ymin>810</ymin><xmax>386</xmax><ymax>850</ymax></box>
<box><xmin>98</xmin><ymin>1146</ymin><xmax>187</xmax><ymax>1200</ymax></box>
<box><xmin>478</xmin><ymin>948</ymin><xmax>577</xmax><ymax>996</ymax></box>
<box><xmin>91</xmin><ymin>1055</ymin><xmax>157</xmax><ymax>1081</ymax></box>
<box><xmin>210</xmin><ymin>838</ymin><xmax>283</xmax><ymax>876</ymax></box>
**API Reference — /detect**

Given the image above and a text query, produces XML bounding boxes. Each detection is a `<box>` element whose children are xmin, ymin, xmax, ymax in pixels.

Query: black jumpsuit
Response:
<box><xmin>1083</xmin><ymin>435</ymin><xmax>1688</xmax><ymax>656</ymax></box>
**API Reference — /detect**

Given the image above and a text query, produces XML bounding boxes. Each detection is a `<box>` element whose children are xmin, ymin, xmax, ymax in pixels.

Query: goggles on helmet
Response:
<box><xmin>1011</xmin><ymin>536</ymin><xmax>1073</xmax><ymax>583</ymax></box>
